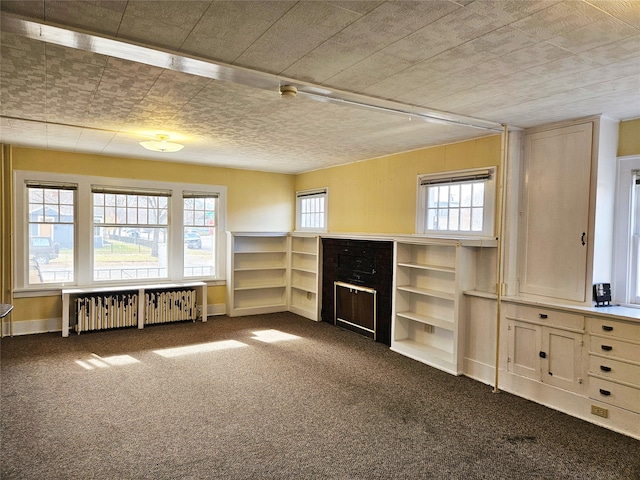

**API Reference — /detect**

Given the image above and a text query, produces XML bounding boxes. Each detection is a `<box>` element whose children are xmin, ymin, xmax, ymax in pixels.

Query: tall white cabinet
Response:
<box><xmin>517</xmin><ymin>116</ymin><xmax>618</xmax><ymax>303</ymax></box>
<box><xmin>391</xmin><ymin>238</ymin><xmax>486</xmax><ymax>375</ymax></box>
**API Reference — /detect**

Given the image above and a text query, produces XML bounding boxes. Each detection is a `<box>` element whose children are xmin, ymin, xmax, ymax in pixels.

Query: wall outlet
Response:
<box><xmin>591</xmin><ymin>405</ymin><xmax>609</xmax><ymax>418</ymax></box>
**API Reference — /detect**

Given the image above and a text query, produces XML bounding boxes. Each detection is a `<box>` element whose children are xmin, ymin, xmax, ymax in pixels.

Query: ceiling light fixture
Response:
<box><xmin>140</xmin><ymin>134</ymin><xmax>184</xmax><ymax>153</ymax></box>
<box><xmin>279</xmin><ymin>85</ymin><xmax>297</xmax><ymax>99</ymax></box>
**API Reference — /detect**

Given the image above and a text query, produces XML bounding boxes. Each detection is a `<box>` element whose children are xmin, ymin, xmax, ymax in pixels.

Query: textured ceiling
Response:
<box><xmin>1</xmin><ymin>0</ymin><xmax>639</xmax><ymax>174</ymax></box>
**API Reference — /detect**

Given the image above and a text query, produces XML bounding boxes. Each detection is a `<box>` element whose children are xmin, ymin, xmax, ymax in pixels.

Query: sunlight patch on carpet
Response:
<box><xmin>153</xmin><ymin>339</ymin><xmax>248</xmax><ymax>358</ymax></box>
<box><xmin>251</xmin><ymin>329</ymin><xmax>301</xmax><ymax>343</ymax></box>
<box><xmin>75</xmin><ymin>354</ymin><xmax>140</xmax><ymax>370</ymax></box>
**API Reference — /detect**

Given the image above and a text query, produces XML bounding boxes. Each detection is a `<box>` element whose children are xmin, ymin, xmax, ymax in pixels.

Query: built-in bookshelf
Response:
<box><xmin>391</xmin><ymin>239</ymin><xmax>476</xmax><ymax>375</ymax></box>
<box><xmin>226</xmin><ymin>232</ymin><xmax>289</xmax><ymax>316</ymax></box>
<box><xmin>288</xmin><ymin>234</ymin><xmax>321</xmax><ymax>321</ymax></box>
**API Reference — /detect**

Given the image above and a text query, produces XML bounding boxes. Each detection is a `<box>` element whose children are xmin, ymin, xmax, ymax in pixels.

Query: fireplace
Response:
<box><xmin>334</xmin><ymin>282</ymin><xmax>377</xmax><ymax>340</ymax></box>
<box><xmin>321</xmin><ymin>238</ymin><xmax>393</xmax><ymax>345</ymax></box>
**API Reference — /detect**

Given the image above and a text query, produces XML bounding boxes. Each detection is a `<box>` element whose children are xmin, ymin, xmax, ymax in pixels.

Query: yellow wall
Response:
<box><xmin>10</xmin><ymin>147</ymin><xmax>295</xmax><ymax>232</ymax></box>
<box><xmin>296</xmin><ymin>135</ymin><xmax>502</xmax><ymax>234</ymax></box>
<box><xmin>618</xmin><ymin>118</ymin><xmax>640</xmax><ymax>157</ymax></box>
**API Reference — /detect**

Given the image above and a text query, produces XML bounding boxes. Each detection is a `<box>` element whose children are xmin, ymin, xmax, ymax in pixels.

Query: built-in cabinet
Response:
<box><xmin>519</xmin><ymin>122</ymin><xmax>593</xmax><ymax>302</ymax></box>
<box><xmin>517</xmin><ymin>116</ymin><xmax>617</xmax><ymax>304</ymax></box>
<box><xmin>391</xmin><ymin>239</ymin><xmax>481</xmax><ymax>375</ymax></box>
<box><xmin>501</xmin><ymin>301</ymin><xmax>640</xmax><ymax>439</ymax></box>
<box><xmin>587</xmin><ymin>316</ymin><xmax>640</xmax><ymax>417</ymax></box>
<box><xmin>506</xmin><ymin>304</ymin><xmax>585</xmax><ymax>394</ymax></box>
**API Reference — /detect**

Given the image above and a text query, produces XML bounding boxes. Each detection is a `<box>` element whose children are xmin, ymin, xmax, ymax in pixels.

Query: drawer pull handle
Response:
<box><xmin>600</xmin><ymin>365</ymin><xmax>611</xmax><ymax>372</ymax></box>
<box><xmin>599</xmin><ymin>389</ymin><xmax>611</xmax><ymax>396</ymax></box>
<box><xmin>602</xmin><ymin>325</ymin><xmax>613</xmax><ymax>332</ymax></box>
<box><xmin>601</xmin><ymin>345</ymin><xmax>613</xmax><ymax>351</ymax></box>
<box><xmin>539</xmin><ymin>313</ymin><xmax>548</xmax><ymax>319</ymax></box>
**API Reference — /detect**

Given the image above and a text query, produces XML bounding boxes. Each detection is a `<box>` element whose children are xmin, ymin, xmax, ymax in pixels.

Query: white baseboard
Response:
<box><xmin>1</xmin><ymin>317</ymin><xmax>60</xmax><ymax>337</ymax></box>
<box><xmin>206</xmin><ymin>303</ymin><xmax>226</xmax><ymax>317</ymax></box>
<box><xmin>463</xmin><ymin>357</ymin><xmax>495</xmax><ymax>386</ymax></box>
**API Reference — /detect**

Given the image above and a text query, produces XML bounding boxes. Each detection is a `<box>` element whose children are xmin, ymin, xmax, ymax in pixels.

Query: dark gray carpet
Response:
<box><xmin>1</xmin><ymin>313</ymin><xmax>639</xmax><ymax>479</ymax></box>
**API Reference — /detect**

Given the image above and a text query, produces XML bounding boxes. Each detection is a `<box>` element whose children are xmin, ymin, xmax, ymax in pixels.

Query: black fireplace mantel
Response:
<box><xmin>321</xmin><ymin>238</ymin><xmax>393</xmax><ymax>346</ymax></box>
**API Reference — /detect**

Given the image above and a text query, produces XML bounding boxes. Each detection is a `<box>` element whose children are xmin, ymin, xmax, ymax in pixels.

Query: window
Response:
<box><xmin>92</xmin><ymin>187</ymin><xmax>170</xmax><ymax>281</ymax></box>
<box><xmin>613</xmin><ymin>156</ymin><xmax>640</xmax><ymax>306</ymax></box>
<box><xmin>26</xmin><ymin>182</ymin><xmax>76</xmax><ymax>285</ymax></box>
<box><xmin>296</xmin><ymin>188</ymin><xmax>327</xmax><ymax>232</ymax></box>
<box><xmin>15</xmin><ymin>171</ymin><xmax>226</xmax><ymax>290</ymax></box>
<box><xmin>183</xmin><ymin>192</ymin><xmax>218</xmax><ymax>277</ymax></box>
<box><xmin>417</xmin><ymin>168</ymin><xmax>496</xmax><ymax>237</ymax></box>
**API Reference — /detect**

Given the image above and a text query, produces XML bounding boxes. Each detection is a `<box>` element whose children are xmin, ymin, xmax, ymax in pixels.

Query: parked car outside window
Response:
<box><xmin>30</xmin><ymin>237</ymin><xmax>59</xmax><ymax>264</ymax></box>
<box><xmin>184</xmin><ymin>232</ymin><xmax>202</xmax><ymax>249</ymax></box>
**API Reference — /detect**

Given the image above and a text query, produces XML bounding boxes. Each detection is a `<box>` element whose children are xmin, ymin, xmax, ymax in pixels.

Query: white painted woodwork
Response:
<box><xmin>226</xmin><ymin>232</ymin><xmax>289</xmax><ymax>316</ymax></box>
<box><xmin>391</xmin><ymin>239</ymin><xmax>477</xmax><ymax>375</ymax></box>
<box><xmin>288</xmin><ymin>234</ymin><xmax>321</xmax><ymax>321</ymax></box>
<box><xmin>519</xmin><ymin>121</ymin><xmax>593</xmax><ymax>302</ymax></box>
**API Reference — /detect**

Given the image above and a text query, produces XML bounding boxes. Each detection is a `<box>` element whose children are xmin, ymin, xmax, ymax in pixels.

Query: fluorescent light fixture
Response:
<box><xmin>140</xmin><ymin>134</ymin><xmax>184</xmax><ymax>153</ymax></box>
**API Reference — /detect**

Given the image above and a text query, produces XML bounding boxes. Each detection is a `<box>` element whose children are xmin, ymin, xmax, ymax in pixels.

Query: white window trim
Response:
<box><xmin>416</xmin><ymin>167</ymin><xmax>496</xmax><ymax>238</ymax></box>
<box><xmin>612</xmin><ymin>155</ymin><xmax>640</xmax><ymax>307</ymax></box>
<box><xmin>14</xmin><ymin>171</ymin><xmax>227</xmax><ymax>291</ymax></box>
<box><xmin>295</xmin><ymin>187</ymin><xmax>328</xmax><ymax>233</ymax></box>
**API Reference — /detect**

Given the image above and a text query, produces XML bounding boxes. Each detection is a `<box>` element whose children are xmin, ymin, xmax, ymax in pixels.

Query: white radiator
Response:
<box><xmin>75</xmin><ymin>288</ymin><xmax>198</xmax><ymax>333</ymax></box>
<box><xmin>76</xmin><ymin>293</ymin><xmax>138</xmax><ymax>333</ymax></box>
<box><xmin>144</xmin><ymin>289</ymin><xmax>197</xmax><ymax>325</ymax></box>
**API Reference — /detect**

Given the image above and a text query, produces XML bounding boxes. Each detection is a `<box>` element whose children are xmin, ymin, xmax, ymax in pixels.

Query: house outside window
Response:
<box><xmin>26</xmin><ymin>183</ymin><xmax>76</xmax><ymax>284</ymax></box>
<box><xmin>417</xmin><ymin>168</ymin><xmax>496</xmax><ymax>238</ymax></box>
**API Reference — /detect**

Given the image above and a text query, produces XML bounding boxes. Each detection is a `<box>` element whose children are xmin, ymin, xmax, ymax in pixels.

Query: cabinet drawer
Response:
<box><xmin>588</xmin><ymin>317</ymin><xmax>640</xmax><ymax>342</ymax></box>
<box><xmin>589</xmin><ymin>356</ymin><xmax>640</xmax><ymax>388</ymax></box>
<box><xmin>589</xmin><ymin>336</ymin><xmax>640</xmax><ymax>363</ymax></box>
<box><xmin>588</xmin><ymin>377</ymin><xmax>640</xmax><ymax>413</ymax></box>
<box><xmin>505</xmin><ymin>304</ymin><xmax>583</xmax><ymax>330</ymax></box>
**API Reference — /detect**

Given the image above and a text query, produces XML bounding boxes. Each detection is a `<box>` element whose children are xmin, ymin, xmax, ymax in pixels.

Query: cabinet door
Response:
<box><xmin>520</xmin><ymin>122</ymin><xmax>592</xmax><ymax>302</ymax></box>
<box><xmin>508</xmin><ymin>320</ymin><xmax>541</xmax><ymax>381</ymax></box>
<box><xmin>541</xmin><ymin>328</ymin><xmax>584</xmax><ymax>393</ymax></box>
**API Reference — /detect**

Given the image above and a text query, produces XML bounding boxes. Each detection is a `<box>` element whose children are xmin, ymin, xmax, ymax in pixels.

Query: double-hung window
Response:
<box><xmin>296</xmin><ymin>188</ymin><xmax>328</xmax><ymax>232</ymax></box>
<box><xmin>417</xmin><ymin>168</ymin><xmax>496</xmax><ymax>237</ymax></box>
<box><xmin>26</xmin><ymin>182</ymin><xmax>76</xmax><ymax>284</ymax></box>
<box><xmin>613</xmin><ymin>156</ymin><xmax>640</xmax><ymax>306</ymax></box>
<box><xmin>183</xmin><ymin>192</ymin><xmax>218</xmax><ymax>277</ymax></box>
<box><xmin>92</xmin><ymin>187</ymin><xmax>170</xmax><ymax>281</ymax></box>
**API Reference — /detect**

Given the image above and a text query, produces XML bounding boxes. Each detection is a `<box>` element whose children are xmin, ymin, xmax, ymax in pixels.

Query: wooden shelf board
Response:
<box><xmin>396</xmin><ymin>311</ymin><xmax>454</xmax><ymax>331</ymax></box>
<box><xmin>397</xmin><ymin>262</ymin><xmax>455</xmax><ymax>274</ymax></box>
<box><xmin>234</xmin><ymin>284</ymin><xmax>287</xmax><ymax>291</ymax></box>
<box><xmin>396</xmin><ymin>285</ymin><xmax>455</xmax><ymax>301</ymax></box>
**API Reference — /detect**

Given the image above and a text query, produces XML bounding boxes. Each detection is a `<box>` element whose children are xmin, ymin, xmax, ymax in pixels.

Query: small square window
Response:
<box><xmin>417</xmin><ymin>168</ymin><xmax>496</xmax><ymax>237</ymax></box>
<box><xmin>296</xmin><ymin>188</ymin><xmax>328</xmax><ymax>232</ymax></box>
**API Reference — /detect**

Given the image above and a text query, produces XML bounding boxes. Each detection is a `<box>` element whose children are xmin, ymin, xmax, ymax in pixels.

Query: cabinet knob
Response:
<box><xmin>539</xmin><ymin>351</ymin><xmax>547</xmax><ymax>358</ymax></box>
<box><xmin>538</xmin><ymin>313</ymin><xmax>548</xmax><ymax>319</ymax></box>
<box><xmin>602</xmin><ymin>325</ymin><xmax>613</xmax><ymax>332</ymax></box>
<box><xmin>581</xmin><ymin>232</ymin><xmax>586</xmax><ymax>246</ymax></box>
<box><xmin>601</xmin><ymin>345</ymin><xmax>613</xmax><ymax>352</ymax></box>
<box><xmin>599</xmin><ymin>389</ymin><xmax>611</xmax><ymax>396</ymax></box>
<box><xmin>600</xmin><ymin>365</ymin><xmax>612</xmax><ymax>372</ymax></box>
